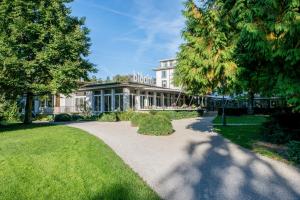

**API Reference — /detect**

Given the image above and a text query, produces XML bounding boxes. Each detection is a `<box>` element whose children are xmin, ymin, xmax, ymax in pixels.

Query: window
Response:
<box><xmin>75</xmin><ymin>97</ymin><xmax>86</xmax><ymax>112</ymax></box>
<box><xmin>161</xmin><ymin>71</ymin><xmax>167</xmax><ymax>78</ymax></box>
<box><xmin>94</xmin><ymin>96</ymin><xmax>101</xmax><ymax>112</ymax></box>
<box><xmin>114</xmin><ymin>94</ymin><xmax>123</xmax><ymax>111</ymax></box>
<box><xmin>162</xmin><ymin>80</ymin><xmax>167</xmax><ymax>88</ymax></box>
<box><xmin>104</xmin><ymin>95</ymin><xmax>111</xmax><ymax>111</ymax></box>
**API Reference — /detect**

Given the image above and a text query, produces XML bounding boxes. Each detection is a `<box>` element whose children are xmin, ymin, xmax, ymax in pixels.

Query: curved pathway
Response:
<box><xmin>69</xmin><ymin>117</ymin><xmax>300</xmax><ymax>200</ymax></box>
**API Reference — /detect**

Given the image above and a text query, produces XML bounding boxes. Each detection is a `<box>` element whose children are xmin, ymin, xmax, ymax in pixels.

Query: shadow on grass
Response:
<box><xmin>159</xmin><ymin>119</ymin><xmax>300</xmax><ymax>200</ymax></box>
<box><xmin>0</xmin><ymin>122</ymin><xmax>59</xmax><ymax>133</ymax></box>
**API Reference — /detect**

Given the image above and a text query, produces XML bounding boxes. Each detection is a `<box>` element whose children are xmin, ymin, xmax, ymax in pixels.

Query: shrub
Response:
<box><xmin>287</xmin><ymin>141</ymin><xmax>300</xmax><ymax>164</ymax></box>
<box><xmin>54</xmin><ymin>114</ymin><xmax>72</xmax><ymax>122</ymax></box>
<box><xmin>97</xmin><ymin>113</ymin><xmax>117</xmax><ymax>122</ymax></box>
<box><xmin>130</xmin><ymin>113</ymin><xmax>150</xmax><ymax>127</ymax></box>
<box><xmin>71</xmin><ymin>114</ymin><xmax>84</xmax><ymax>121</ymax></box>
<box><xmin>116</xmin><ymin>111</ymin><xmax>135</xmax><ymax>121</ymax></box>
<box><xmin>0</xmin><ymin>98</ymin><xmax>20</xmax><ymax>122</ymax></box>
<box><xmin>154</xmin><ymin>111</ymin><xmax>199</xmax><ymax>120</ymax></box>
<box><xmin>35</xmin><ymin>114</ymin><xmax>54</xmax><ymax>121</ymax></box>
<box><xmin>138</xmin><ymin>115</ymin><xmax>173</xmax><ymax>136</ymax></box>
<box><xmin>261</xmin><ymin>112</ymin><xmax>300</xmax><ymax>144</ymax></box>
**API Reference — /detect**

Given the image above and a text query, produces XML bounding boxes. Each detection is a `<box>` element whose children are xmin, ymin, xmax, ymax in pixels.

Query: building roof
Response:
<box><xmin>78</xmin><ymin>81</ymin><xmax>183</xmax><ymax>93</ymax></box>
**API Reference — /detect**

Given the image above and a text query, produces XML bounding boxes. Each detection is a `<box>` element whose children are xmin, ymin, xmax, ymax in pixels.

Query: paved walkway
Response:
<box><xmin>68</xmin><ymin>117</ymin><xmax>300</xmax><ymax>200</ymax></box>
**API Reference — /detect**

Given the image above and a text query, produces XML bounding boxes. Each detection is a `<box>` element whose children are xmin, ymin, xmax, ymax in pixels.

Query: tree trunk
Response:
<box><xmin>248</xmin><ymin>91</ymin><xmax>254</xmax><ymax>115</ymax></box>
<box><xmin>221</xmin><ymin>94</ymin><xmax>227</xmax><ymax>126</ymax></box>
<box><xmin>24</xmin><ymin>92</ymin><xmax>33</xmax><ymax>124</ymax></box>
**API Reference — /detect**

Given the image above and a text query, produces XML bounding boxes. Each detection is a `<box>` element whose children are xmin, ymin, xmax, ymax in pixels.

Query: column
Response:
<box><xmin>135</xmin><ymin>90</ymin><xmax>141</xmax><ymax>110</ymax></box>
<box><xmin>161</xmin><ymin>93</ymin><xmax>165</xmax><ymax>109</ymax></box>
<box><xmin>145</xmin><ymin>91</ymin><xmax>149</xmax><ymax>108</ymax></box>
<box><xmin>85</xmin><ymin>91</ymin><xmax>93</xmax><ymax>113</ymax></box>
<box><xmin>111</xmin><ymin>89</ymin><xmax>115</xmax><ymax>112</ymax></box>
<box><xmin>100</xmin><ymin>90</ymin><xmax>104</xmax><ymax>113</ymax></box>
<box><xmin>153</xmin><ymin>92</ymin><xmax>157</xmax><ymax>109</ymax></box>
<box><xmin>123</xmin><ymin>88</ymin><xmax>130</xmax><ymax>111</ymax></box>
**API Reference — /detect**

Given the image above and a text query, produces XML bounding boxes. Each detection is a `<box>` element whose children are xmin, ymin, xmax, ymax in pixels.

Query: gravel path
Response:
<box><xmin>68</xmin><ymin>117</ymin><xmax>300</xmax><ymax>200</ymax></box>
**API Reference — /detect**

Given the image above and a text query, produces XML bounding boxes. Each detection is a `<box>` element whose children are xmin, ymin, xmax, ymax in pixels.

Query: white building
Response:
<box><xmin>154</xmin><ymin>58</ymin><xmax>180</xmax><ymax>89</ymax></box>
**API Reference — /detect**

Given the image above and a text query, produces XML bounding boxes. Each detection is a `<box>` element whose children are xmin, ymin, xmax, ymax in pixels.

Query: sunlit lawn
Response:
<box><xmin>213</xmin><ymin>116</ymin><xmax>289</xmax><ymax>164</ymax></box>
<box><xmin>0</xmin><ymin>124</ymin><xmax>159</xmax><ymax>200</ymax></box>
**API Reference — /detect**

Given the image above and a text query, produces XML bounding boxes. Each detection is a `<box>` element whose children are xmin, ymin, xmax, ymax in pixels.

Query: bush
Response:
<box><xmin>0</xmin><ymin>98</ymin><xmax>20</xmax><ymax>122</ymax></box>
<box><xmin>130</xmin><ymin>113</ymin><xmax>150</xmax><ymax>127</ymax></box>
<box><xmin>287</xmin><ymin>141</ymin><xmax>300</xmax><ymax>164</ymax></box>
<box><xmin>261</xmin><ymin>112</ymin><xmax>300</xmax><ymax>144</ymax></box>
<box><xmin>97</xmin><ymin>113</ymin><xmax>117</xmax><ymax>122</ymax></box>
<box><xmin>116</xmin><ymin>111</ymin><xmax>135</xmax><ymax>121</ymax></box>
<box><xmin>138</xmin><ymin>115</ymin><xmax>173</xmax><ymax>136</ymax></box>
<box><xmin>71</xmin><ymin>114</ymin><xmax>84</xmax><ymax>121</ymax></box>
<box><xmin>35</xmin><ymin>114</ymin><xmax>54</xmax><ymax>121</ymax></box>
<box><xmin>54</xmin><ymin>114</ymin><xmax>72</xmax><ymax>122</ymax></box>
<box><xmin>154</xmin><ymin>111</ymin><xmax>200</xmax><ymax>120</ymax></box>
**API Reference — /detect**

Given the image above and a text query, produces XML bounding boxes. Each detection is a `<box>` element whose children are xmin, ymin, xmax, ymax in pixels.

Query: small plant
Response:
<box><xmin>138</xmin><ymin>115</ymin><xmax>173</xmax><ymax>136</ymax></box>
<box><xmin>116</xmin><ymin>111</ymin><xmax>135</xmax><ymax>121</ymax></box>
<box><xmin>130</xmin><ymin>113</ymin><xmax>150</xmax><ymax>127</ymax></box>
<box><xmin>54</xmin><ymin>113</ymin><xmax>72</xmax><ymax>122</ymax></box>
<box><xmin>287</xmin><ymin>141</ymin><xmax>300</xmax><ymax>164</ymax></box>
<box><xmin>98</xmin><ymin>113</ymin><xmax>117</xmax><ymax>122</ymax></box>
<box><xmin>35</xmin><ymin>114</ymin><xmax>54</xmax><ymax>121</ymax></box>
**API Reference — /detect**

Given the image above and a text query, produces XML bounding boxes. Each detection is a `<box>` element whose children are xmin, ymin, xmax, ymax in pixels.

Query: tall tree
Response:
<box><xmin>175</xmin><ymin>0</ymin><xmax>238</xmax><ymax>125</ymax></box>
<box><xmin>235</xmin><ymin>0</ymin><xmax>300</xmax><ymax>111</ymax></box>
<box><xmin>0</xmin><ymin>0</ymin><xmax>95</xmax><ymax>123</ymax></box>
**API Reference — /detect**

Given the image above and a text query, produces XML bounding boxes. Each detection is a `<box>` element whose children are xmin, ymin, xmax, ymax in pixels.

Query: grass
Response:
<box><xmin>0</xmin><ymin>124</ymin><xmax>160</xmax><ymax>200</ymax></box>
<box><xmin>213</xmin><ymin>115</ymin><xmax>290</xmax><ymax>164</ymax></box>
<box><xmin>213</xmin><ymin>115</ymin><xmax>268</xmax><ymax>124</ymax></box>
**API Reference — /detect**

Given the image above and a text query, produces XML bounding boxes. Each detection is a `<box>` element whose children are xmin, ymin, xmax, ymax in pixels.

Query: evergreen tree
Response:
<box><xmin>0</xmin><ymin>0</ymin><xmax>95</xmax><ymax>123</ymax></box>
<box><xmin>235</xmin><ymin>0</ymin><xmax>300</xmax><ymax>111</ymax></box>
<box><xmin>175</xmin><ymin>0</ymin><xmax>238</xmax><ymax>125</ymax></box>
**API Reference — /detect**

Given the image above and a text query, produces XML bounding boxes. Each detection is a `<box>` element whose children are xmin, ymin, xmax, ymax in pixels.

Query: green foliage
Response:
<box><xmin>138</xmin><ymin>115</ymin><xmax>173</xmax><ymax>136</ymax></box>
<box><xmin>54</xmin><ymin>113</ymin><xmax>72</xmax><ymax>122</ymax></box>
<box><xmin>0</xmin><ymin>97</ymin><xmax>20</xmax><ymax>122</ymax></box>
<box><xmin>0</xmin><ymin>125</ymin><xmax>159</xmax><ymax>199</ymax></box>
<box><xmin>116</xmin><ymin>111</ymin><xmax>135</xmax><ymax>121</ymax></box>
<box><xmin>175</xmin><ymin>0</ymin><xmax>238</xmax><ymax>96</ymax></box>
<box><xmin>0</xmin><ymin>0</ymin><xmax>95</xmax><ymax>123</ymax></box>
<box><xmin>97</xmin><ymin>113</ymin><xmax>117</xmax><ymax>122</ymax></box>
<box><xmin>130</xmin><ymin>113</ymin><xmax>150</xmax><ymax>127</ymax></box>
<box><xmin>154</xmin><ymin>111</ymin><xmax>199</xmax><ymax>120</ymax></box>
<box><xmin>261</xmin><ymin>112</ymin><xmax>300</xmax><ymax>144</ymax></box>
<box><xmin>112</xmin><ymin>75</ymin><xmax>131</xmax><ymax>83</ymax></box>
<box><xmin>234</xmin><ymin>0</ymin><xmax>300</xmax><ymax>111</ymax></box>
<box><xmin>34</xmin><ymin>114</ymin><xmax>54</xmax><ymax>122</ymax></box>
<box><xmin>287</xmin><ymin>141</ymin><xmax>300</xmax><ymax>165</ymax></box>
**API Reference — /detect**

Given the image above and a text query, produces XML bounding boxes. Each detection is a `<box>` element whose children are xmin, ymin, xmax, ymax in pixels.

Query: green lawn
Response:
<box><xmin>213</xmin><ymin>116</ymin><xmax>289</xmax><ymax>163</ymax></box>
<box><xmin>0</xmin><ymin>124</ymin><xmax>160</xmax><ymax>200</ymax></box>
<box><xmin>213</xmin><ymin>115</ymin><xmax>268</xmax><ymax>124</ymax></box>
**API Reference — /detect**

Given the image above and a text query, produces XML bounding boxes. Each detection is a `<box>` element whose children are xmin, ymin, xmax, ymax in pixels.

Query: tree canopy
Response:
<box><xmin>0</xmin><ymin>0</ymin><xmax>95</xmax><ymax>123</ymax></box>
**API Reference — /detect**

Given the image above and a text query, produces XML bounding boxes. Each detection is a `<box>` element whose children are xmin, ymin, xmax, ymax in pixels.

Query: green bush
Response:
<box><xmin>0</xmin><ymin>99</ymin><xmax>20</xmax><ymax>122</ymax></box>
<box><xmin>130</xmin><ymin>113</ymin><xmax>150</xmax><ymax>127</ymax></box>
<box><xmin>71</xmin><ymin>114</ymin><xmax>84</xmax><ymax>121</ymax></box>
<box><xmin>287</xmin><ymin>141</ymin><xmax>300</xmax><ymax>164</ymax></box>
<box><xmin>116</xmin><ymin>111</ymin><xmax>135</xmax><ymax>121</ymax></box>
<box><xmin>98</xmin><ymin>113</ymin><xmax>117</xmax><ymax>122</ymax></box>
<box><xmin>54</xmin><ymin>114</ymin><xmax>72</xmax><ymax>122</ymax></box>
<box><xmin>153</xmin><ymin>111</ymin><xmax>199</xmax><ymax>120</ymax></box>
<box><xmin>35</xmin><ymin>114</ymin><xmax>54</xmax><ymax>121</ymax></box>
<box><xmin>261</xmin><ymin>112</ymin><xmax>300</xmax><ymax>144</ymax></box>
<box><xmin>138</xmin><ymin>115</ymin><xmax>173</xmax><ymax>136</ymax></box>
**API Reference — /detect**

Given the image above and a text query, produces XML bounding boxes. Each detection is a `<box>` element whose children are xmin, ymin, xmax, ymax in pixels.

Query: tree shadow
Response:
<box><xmin>185</xmin><ymin>117</ymin><xmax>214</xmax><ymax>133</ymax></box>
<box><xmin>159</xmin><ymin>119</ymin><xmax>300</xmax><ymax>200</ymax></box>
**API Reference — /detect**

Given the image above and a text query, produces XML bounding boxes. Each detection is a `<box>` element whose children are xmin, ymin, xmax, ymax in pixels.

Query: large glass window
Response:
<box><xmin>94</xmin><ymin>95</ymin><xmax>101</xmax><ymax>112</ymax></box>
<box><xmin>104</xmin><ymin>95</ymin><xmax>111</xmax><ymax>112</ymax></box>
<box><xmin>140</xmin><ymin>95</ymin><xmax>145</xmax><ymax>109</ymax></box>
<box><xmin>130</xmin><ymin>94</ymin><xmax>136</xmax><ymax>109</ymax></box>
<box><xmin>75</xmin><ymin>97</ymin><xmax>86</xmax><ymax>112</ymax></box>
<box><xmin>114</xmin><ymin>94</ymin><xmax>123</xmax><ymax>111</ymax></box>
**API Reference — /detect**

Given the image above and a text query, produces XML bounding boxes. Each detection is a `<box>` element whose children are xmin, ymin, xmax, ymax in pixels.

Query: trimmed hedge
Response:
<box><xmin>261</xmin><ymin>112</ymin><xmax>300</xmax><ymax>144</ymax></box>
<box><xmin>97</xmin><ymin>113</ymin><xmax>117</xmax><ymax>122</ymax></box>
<box><xmin>138</xmin><ymin>115</ymin><xmax>173</xmax><ymax>136</ymax></box>
<box><xmin>130</xmin><ymin>113</ymin><xmax>150</xmax><ymax>127</ymax></box>
<box><xmin>154</xmin><ymin>110</ymin><xmax>200</xmax><ymax>120</ymax></box>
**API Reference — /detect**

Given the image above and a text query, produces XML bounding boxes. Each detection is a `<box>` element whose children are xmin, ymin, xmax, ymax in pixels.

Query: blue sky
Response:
<box><xmin>69</xmin><ymin>0</ymin><xmax>185</xmax><ymax>79</ymax></box>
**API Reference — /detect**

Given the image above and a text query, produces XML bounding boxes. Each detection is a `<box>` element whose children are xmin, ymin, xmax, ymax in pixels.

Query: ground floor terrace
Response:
<box><xmin>31</xmin><ymin>82</ymin><xmax>205</xmax><ymax>115</ymax></box>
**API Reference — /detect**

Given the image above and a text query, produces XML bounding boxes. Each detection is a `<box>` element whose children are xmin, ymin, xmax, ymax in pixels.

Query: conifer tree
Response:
<box><xmin>0</xmin><ymin>0</ymin><xmax>95</xmax><ymax>123</ymax></box>
<box><xmin>175</xmin><ymin>0</ymin><xmax>238</xmax><ymax>125</ymax></box>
